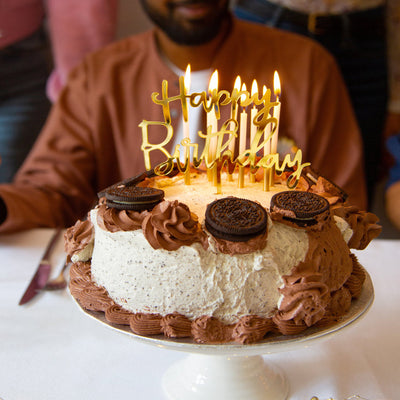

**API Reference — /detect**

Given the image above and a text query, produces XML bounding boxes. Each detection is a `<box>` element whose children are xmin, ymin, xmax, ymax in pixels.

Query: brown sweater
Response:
<box><xmin>0</xmin><ymin>18</ymin><xmax>367</xmax><ymax>233</ymax></box>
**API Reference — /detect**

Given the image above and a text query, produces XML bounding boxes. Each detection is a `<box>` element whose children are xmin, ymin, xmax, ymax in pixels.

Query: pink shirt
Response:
<box><xmin>0</xmin><ymin>0</ymin><xmax>118</xmax><ymax>101</ymax></box>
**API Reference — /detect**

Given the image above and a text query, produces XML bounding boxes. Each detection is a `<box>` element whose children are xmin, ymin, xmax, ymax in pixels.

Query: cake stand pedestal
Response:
<box><xmin>74</xmin><ymin>270</ymin><xmax>373</xmax><ymax>400</ymax></box>
<box><xmin>162</xmin><ymin>353</ymin><xmax>287</xmax><ymax>400</ymax></box>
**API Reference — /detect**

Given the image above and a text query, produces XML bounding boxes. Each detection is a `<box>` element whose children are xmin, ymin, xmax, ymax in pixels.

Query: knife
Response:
<box><xmin>18</xmin><ymin>229</ymin><xmax>62</xmax><ymax>305</ymax></box>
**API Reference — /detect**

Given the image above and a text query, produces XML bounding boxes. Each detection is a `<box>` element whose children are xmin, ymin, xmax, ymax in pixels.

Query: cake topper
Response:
<box><xmin>139</xmin><ymin>67</ymin><xmax>310</xmax><ymax>192</ymax></box>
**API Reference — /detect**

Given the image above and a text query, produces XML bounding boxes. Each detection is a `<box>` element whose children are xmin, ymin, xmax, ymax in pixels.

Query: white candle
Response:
<box><xmin>250</xmin><ymin>79</ymin><xmax>258</xmax><ymax>151</ymax></box>
<box><xmin>238</xmin><ymin>83</ymin><xmax>247</xmax><ymax>159</ymax></box>
<box><xmin>229</xmin><ymin>76</ymin><xmax>241</xmax><ymax>155</ymax></box>
<box><xmin>263</xmin><ymin>85</ymin><xmax>271</xmax><ymax>157</ymax></box>
<box><xmin>183</xmin><ymin>64</ymin><xmax>191</xmax><ymax>141</ymax></box>
<box><xmin>271</xmin><ymin>71</ymin><xmax>281</xmax><ymax>154</ymax></box>
<box><xmin>207</xmin><ymin>70</ymin><xmax>218</xmax><ymax>161</ymax></box>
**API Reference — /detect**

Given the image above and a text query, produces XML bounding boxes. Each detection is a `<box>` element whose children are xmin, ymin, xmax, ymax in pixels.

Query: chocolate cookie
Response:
<box><xmin>205</xmin><ymin>197</ymin><xmax>268</xmax><ymax>242</ymax></box>
<box><xmin>105</xmin><ymin>186</ymin><xmax>164</xmax><ymax>211</ymax></box>
<box><xmin>302</xmin><ymin>166</ymin><xmax>348</xmax><ymax>201</ymax></box>
<box><xmin>270</xmin><ymin>191</ymin><xmax>329</xmax><ymax>227</ymax></box>
<box><xmin>97</xmin><ymin>164</ymin><xmax>180</xmax><ymax>199</ymax></box>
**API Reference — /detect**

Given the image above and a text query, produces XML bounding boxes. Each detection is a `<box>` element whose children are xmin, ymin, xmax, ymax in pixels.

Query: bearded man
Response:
<box><xmin>0</xmin><ymin>0</ymin><xmax>366</xmax><ymax>233</ymax></box>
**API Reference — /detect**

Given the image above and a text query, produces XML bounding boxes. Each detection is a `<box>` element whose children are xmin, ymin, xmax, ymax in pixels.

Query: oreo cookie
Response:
<box><xmin>97</xmin><ymin>163</ymin><xmax>180</xmax><ymax>199</ymax></box>
<box><xmin>205</xmin><ymin>197</ymin><xmax>268</xmax><ymax>242</ymax></box>
<box><xmin>105</xmin><ymin>185</ymin><xmax>164</xmax><ymax>211</ymax></box>
<box><xmin>270</xmin><ymin>191</ymin><xmax>329</xmax><ymax>227</ymax></box>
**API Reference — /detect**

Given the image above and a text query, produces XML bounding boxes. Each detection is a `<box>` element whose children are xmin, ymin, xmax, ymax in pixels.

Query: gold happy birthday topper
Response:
<box><xmin>139</xmin><ymin>69</ymin><xmax>309</xmax><ymax>188</ymax></box>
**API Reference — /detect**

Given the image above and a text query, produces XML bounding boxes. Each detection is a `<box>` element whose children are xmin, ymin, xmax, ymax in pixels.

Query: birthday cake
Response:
<box><xmin>66</xmin><ymin>70</ymin><xmax>380</xmax><ymax>343</ymax></box>
<box><xmin>66</xmin><ymin>166</ymin><xmax>381</xmax><ymax>344</ymax></box>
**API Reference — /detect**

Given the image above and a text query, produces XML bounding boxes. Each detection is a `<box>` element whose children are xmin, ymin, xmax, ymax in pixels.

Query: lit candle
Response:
<box><xmin>229</xmin><ymin>75</ymin><xmax>241</xmax><ymax>156</ymax></box>
<box><xmin>271</xmin><ymin>71</ymin><xmax>281</xmax><ymax>188</ymax></box>
<box><xmin>262</xmin><ymin>85</ymin><xmax>271</xmax><ymax>157</ymax></box>
<box><xmin>263</xmin><ymin>85</ymin><xmax>271</xmax><ymax>191</ymax></box>
<box><xmin>183</xmin><ymin>64</ymin><xmax>191</xmax><ymax>141</ymax></box>
<box><xmin>250</xmin><ymin>80</ymin><xmax>258</xmax><ymax>182</ymax></box>
<box><xmin>238</xmin><ymin>82</ymin><xmax>247</xmax><ymax>188</ymax></box>
<box><xmin>207</xmin><ymin>70</ymin><xmax>218</xmax><ymax>162</ymax></box>
<box><xmin>183</xmin><ymin>64</ymin><xmax>191</xmax><ymax>185</ymax></box>
<box><xmin>271</xmin><ymin>71</ymin><xmax>281</xmax><ymax>155</ymax></box>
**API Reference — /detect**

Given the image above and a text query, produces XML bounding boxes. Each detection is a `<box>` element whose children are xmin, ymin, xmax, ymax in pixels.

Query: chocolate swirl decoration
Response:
<box><xmin>69</xmin><ymin>261</ymin><xmax>91</xmax><ymax>281</ymax></box>
<box><xmin>332</xmin><ymin>204</ymin><xmax>382</xmax><ymax>249</ymax></box>
<box><xmin>344</xmin><ymin>254</ymin><xmax>366</xmax><ymax>298</ymax></box>
<box><xmin>142</xmin><ymin>200</ymin><xmax>207</xmax><ymax>251</ymax></box>
<box><xmin>272</xmin><ymin>315</ymin><xmax>308</xmax><ymax>335</ymax></box>
<box><xmin>191</xmin><ymin>316</ymin><xmax>233</xmax><ymax>344</ymax></box>
<box><xmin>232</xmin><ymin>316</ymin><xmax>273</xmax><ymax>344</ymax></box>
<box><xmin>105</xmin><ymin>305</ymin><xmax>134</xmax><ymax>325</ymax></box>
<box><xmin>327</xmin><ymin>287</ymin><xmax>352</xmax><ymax>317</ymax></box>
<box><xmin>96</xmin><ymin>203</ymin><xmax>147</xmax><ymax>232</ymax></box>
<box><xmin>161</xmin><ymin>313</ymin><xmax>192</xmax><ymax>338</ymax></box>
<box><xmin>129</xmin><ymin>313</ymin><xmax>162</xmax><ymax>335</ymax></box>
<box><xmin>277</xmin><ymin>273</ymin><xmax>330</xmax><ymax>327</ymax></box>
<box><xmin>64</xmin><ymin>220</ymin><xmax>94</xmax><ymax>258</ymax></box>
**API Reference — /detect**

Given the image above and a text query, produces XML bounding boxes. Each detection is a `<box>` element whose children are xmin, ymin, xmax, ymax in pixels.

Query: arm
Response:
<box><xmin>45</xmin><ymin>0</ymin><xmax>118</xmax><ymax>101</ymax></box>
<box><xmin>0</xmin><ymin>62</ymin><xmax>97</xmax><ymax>233</ymax></box>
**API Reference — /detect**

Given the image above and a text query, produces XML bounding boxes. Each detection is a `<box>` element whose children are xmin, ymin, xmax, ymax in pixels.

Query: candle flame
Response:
<box><xmin>262</xmin><ymin>85</ymin><xmax>267</xmax><ymax>95</ymax></box>
<box><xmin>251</xmin><ymin>79</ymin><xmax>258</xmax><ymax>97</ymax></box>
<box><xmin>240</xmin><ymin>83</ymin><xmax>247</xmax><ymax>105</ymax></box>
<box><xmin>234</xmin><ymin>75</ymin><xmax>241</xmax><ymax>91</ymax></box>
<box><xmin>274</xmin><ymin>71</ymin><xmax>281</xmax><ymax>98</ymax></box>
<box><xmin>184</xmin><ymin>64</ymin><xmax>191</xmax><ymax>93</ymax></box>
<box><xmin>208</xmin><ymin>69</ymin><xmax>218</xmax><ymax>92</ymax></box>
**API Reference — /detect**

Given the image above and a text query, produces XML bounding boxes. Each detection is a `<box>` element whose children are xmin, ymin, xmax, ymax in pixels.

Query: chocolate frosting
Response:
<box><xmin>210</xmin><ymin>230</ymin><xmax>268</xmax><ymax>255</ymax></box>
<box><xmin>64</xmin><ymin>219</ymin><xmax>94</xmax><ymax>258</ymax></box>
<box><xmin>272</xmin><ymin>314</ymin><xmax>308</xmax><ymax>335</ymax></box>
<box><xmin>328</xmin><ymin>287</ymin><xmax>352</xmax><ymax>316</ymax></box>
<box><xmin>294</xmin><ymin>219</ymin><xmax>353</xmax><ymax>291</ymax></box>
<box><xmin>129</xmin><ymin>313</ymin><xmax>162</xmax><ymax>335</ymax></box>
<box><xmin>232</xmin><ymin>315</ymin><xmax>273</xmax><ymax>344</ymax></box>
<box><xmin>332</xmin><ymin>204</ymin><xmax>382</xmax><ymax>249</ymax></box>
<box><xmin>308</xmin><ymin>177</ymin><xmax>344</xmax><ymax>205</ymax></box>
<box><xmin>191</xmin><ymin>316</ymin><xmax>233</xmax><ymax>344</ymax></box>
<box><xmin>278</xmin><ymin>273</ymin><xmax>330</xmax><ymax>327</ymax></box>
<box><xmin>105</xmin><ymin>305</ymin><xmax>133</xmax><ymax>325</ymax></box>
<box><xmin>69</xmin><ymin>261</ymin><xmax>91</xmax><ymax>281</ymax></box>
<box><xmin>96</xmin><ymin>203</ymin><xmax>147</xmax><ymax>232</ymax></box>
<box><xmin>142</xmin><ymin>200</ymin><xmax>207</xmax><ymax>251</ymax></box>
<box><xmin>161</xmin><ymin>313</ymin><xmax>192</xmax><ymax>338</ymax></box>
<box><xmin>344</xmin><ymin>254</ymin><xmax>366</xmax><ymax>298</ymax></box>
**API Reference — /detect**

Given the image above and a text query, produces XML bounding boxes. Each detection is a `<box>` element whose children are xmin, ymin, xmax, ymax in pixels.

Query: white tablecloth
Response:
<box><xmin>0</xmin><ymin>229</ymin><xmax>399</xmax><ymax>400</ymax></box>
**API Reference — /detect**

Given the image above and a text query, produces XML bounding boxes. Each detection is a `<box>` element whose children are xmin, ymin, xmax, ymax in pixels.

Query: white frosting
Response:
<box><xmin>89</xmin><ymin>173</ymin><xmax>310</xmax><ymax>324</ymax></box>
<box><xmin>333</xmin><ymin>215</ymin><xmax>353</xmax><ymax>244</ymax></box>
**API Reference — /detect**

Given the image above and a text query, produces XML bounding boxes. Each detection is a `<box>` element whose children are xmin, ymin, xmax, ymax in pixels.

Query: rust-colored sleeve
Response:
<box><xmin>0</xmin><ymin>62</ymin><xmax>97</xmax><ymax>233</ymax></box>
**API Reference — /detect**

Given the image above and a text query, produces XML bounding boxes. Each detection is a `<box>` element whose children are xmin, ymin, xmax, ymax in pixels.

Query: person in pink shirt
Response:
<box><xmin>0</xmin><ymin>0</ymin><xmax>118</xmax><ymax>182</ymax></box>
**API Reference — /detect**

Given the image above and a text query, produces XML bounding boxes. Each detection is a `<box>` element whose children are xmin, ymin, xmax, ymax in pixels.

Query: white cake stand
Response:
<box><xmin>74</xmin><ymin>270</ymin><xmax>373</xmax><ymax>400</ymax></box>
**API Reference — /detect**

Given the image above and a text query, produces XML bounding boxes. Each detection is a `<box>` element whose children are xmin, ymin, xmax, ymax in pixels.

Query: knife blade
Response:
<box><xmin>18</xmin><ymin>229</ymin><xmax>62</xmax><ymax>305</ymax></box>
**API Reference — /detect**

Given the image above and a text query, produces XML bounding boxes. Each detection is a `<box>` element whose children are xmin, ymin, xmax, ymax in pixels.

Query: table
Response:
<box><xmin>0</xmin><ymin>229</ymin><xmax>399</xmax><ymax>400</ymax></box>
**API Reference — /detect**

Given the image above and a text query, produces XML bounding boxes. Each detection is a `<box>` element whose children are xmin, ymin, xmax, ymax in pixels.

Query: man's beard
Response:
<box><xmin>140</xmin><ymin>0</ymin><xmax>230</xmax><ymax>46</ymax></box>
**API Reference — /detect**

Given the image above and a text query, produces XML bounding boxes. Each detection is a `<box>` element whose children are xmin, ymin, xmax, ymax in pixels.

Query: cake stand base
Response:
<box><xmin>162</xmin><ymin>353</ymin><xmax>288</xmax><ymax>400</ymax></box>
